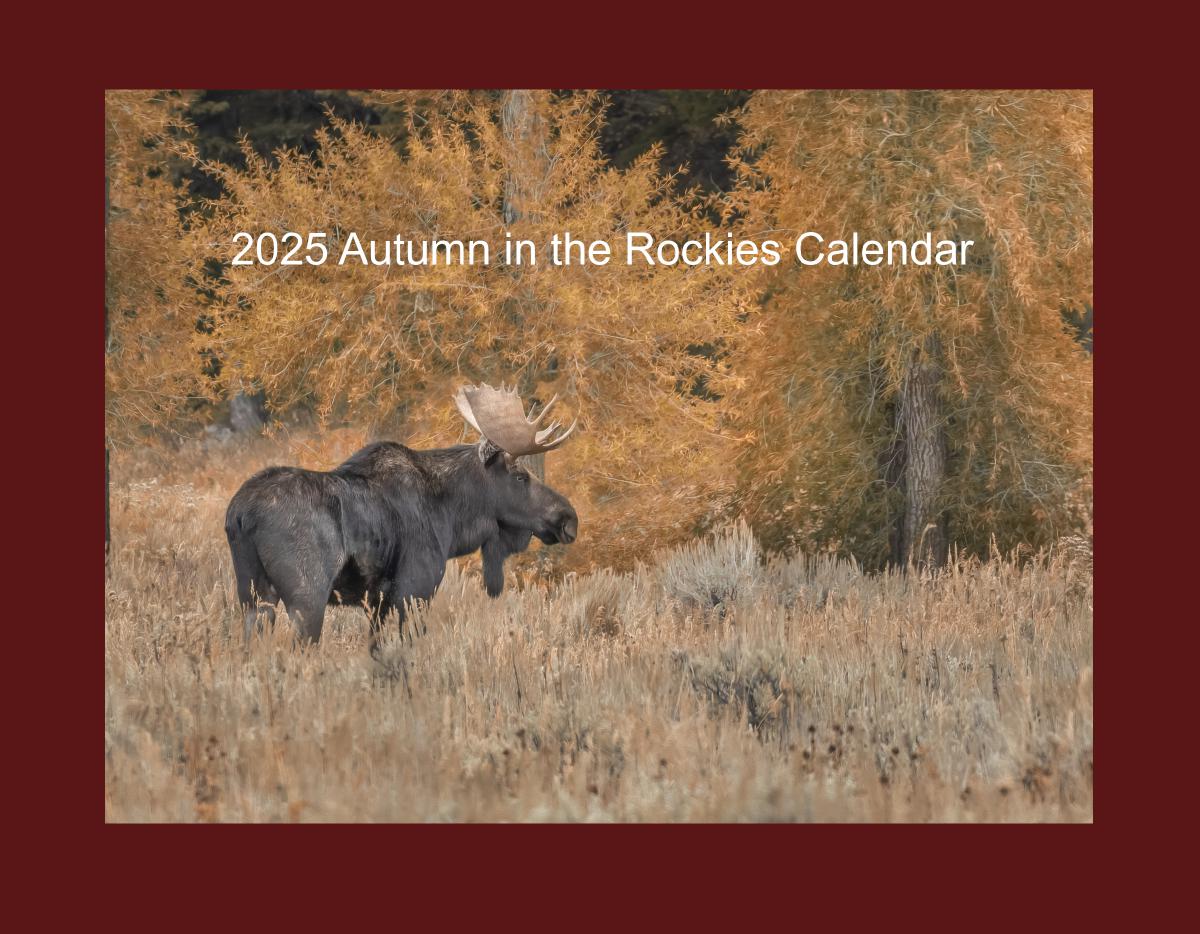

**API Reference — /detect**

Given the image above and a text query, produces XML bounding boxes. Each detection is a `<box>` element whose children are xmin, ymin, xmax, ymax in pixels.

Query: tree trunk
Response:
<box><xmin>501</xmin><ymin>90</ymin><xmax>547</xmax><ymax>227</ymax></box>
<box><xmin>883</xmin><ymin>413</ymin><xmax>907</xmax><ymax>568</ymax></box>
<box><xmin>501</xmin><ymin>90</ymin><xmax>548</xmax><ymax>484</ymax></box>
<box><xmin>896</xmin><ymin>335</ymin><xmax>947</xmax><ymax>568</ymax></box>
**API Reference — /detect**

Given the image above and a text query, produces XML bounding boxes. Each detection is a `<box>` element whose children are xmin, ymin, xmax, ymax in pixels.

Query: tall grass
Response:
<box><xmin>105</xmin><ymin>442</ymin><xmax>1093</xmax><ymax>822</ymax></box>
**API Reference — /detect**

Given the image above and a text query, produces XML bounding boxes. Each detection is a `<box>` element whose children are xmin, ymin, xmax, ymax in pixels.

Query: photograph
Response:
<box><xmin>104</xmin><ymin>89</ymin><xmax>1093</xmax><ymax>823</ymax></box>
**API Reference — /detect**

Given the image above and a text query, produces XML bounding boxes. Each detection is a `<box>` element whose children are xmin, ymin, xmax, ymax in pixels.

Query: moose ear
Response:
<box><xmin>478</xmin><ymin>439</ymin><xmax>504</xmax><ymax>467</ymax></box>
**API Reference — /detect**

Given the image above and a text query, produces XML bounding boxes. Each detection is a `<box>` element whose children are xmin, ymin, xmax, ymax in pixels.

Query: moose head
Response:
<box><xmin>454</xmin><ymin>383</ymin><xmax>579</xmax><ymax>553</ymax></box>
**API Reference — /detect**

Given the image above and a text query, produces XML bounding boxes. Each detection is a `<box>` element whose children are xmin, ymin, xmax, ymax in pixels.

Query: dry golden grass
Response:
<box><xmin>105</xmin><ymin>439</ymin><xmax>1093</xmax><ymax>822</ymax></box>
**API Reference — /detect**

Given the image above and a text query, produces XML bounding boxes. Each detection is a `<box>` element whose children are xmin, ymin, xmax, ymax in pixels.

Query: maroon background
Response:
<box><xmin>10</xmin><ymin>6</ymin><xmax>1134</xmax><ymax>924</ymax></box>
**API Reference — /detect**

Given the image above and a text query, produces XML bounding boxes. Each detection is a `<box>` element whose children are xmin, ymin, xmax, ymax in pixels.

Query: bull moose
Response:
<box><xmin>225</xmin><ymin>384</ymin><xmax>578</xmax><ymax>649</ymax></box>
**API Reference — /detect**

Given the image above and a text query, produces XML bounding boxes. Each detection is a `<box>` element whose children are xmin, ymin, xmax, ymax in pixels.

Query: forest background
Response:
<box><xmin>105</xmin><ymin>89</ymin><xmax>1093</xmax><ymax>574</ymax></box>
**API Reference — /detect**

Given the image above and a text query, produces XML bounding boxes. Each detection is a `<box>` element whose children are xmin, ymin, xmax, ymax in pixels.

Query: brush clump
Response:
<box><xmin>105</xmin><ymin>453</ymin><xmax>1093</xmax><ymax>822</ymax></box>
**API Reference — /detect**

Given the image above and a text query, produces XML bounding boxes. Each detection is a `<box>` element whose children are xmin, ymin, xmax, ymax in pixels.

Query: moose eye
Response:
<box><xmin>514</xmin><ymin>472</ymin><xmax>530</xmax><ymax>484</ymax></box>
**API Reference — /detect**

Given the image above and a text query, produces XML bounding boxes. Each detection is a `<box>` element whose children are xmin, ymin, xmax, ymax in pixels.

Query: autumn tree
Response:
<box><xmin>105</xmin><ymin>91</ymin><xmax>202</xmax><ymax>556</ymax></box>
<box><xmin>728</xmin><ymin>91</ymin><xmax>1093</xmax><ymax>567</ymax></box>
<box><xmin>193</xmin><ymin>91</ymin><xmax>753</xmax><ymax>567</ymax></box>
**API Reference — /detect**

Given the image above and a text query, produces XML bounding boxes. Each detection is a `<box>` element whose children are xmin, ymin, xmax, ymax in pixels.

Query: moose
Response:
<box><xmin>225</xmin><ymin>384</ymin><xmax>578</xmax><ymax>649</ymax></box>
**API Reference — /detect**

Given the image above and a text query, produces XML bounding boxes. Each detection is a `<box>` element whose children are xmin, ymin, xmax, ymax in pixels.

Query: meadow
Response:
<box><xmin>104</xmin><ymin>437</ymin><xmax>1093</xmax><ymax>822</ymax></box>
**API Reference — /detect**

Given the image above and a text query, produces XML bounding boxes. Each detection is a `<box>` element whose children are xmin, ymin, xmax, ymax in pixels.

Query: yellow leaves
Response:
<box><xmin>151</xmin><ymin>92</ymin><xmax>755</xmax><ymax>567</ymax></box>
<box><xmin>106</xmin><ymin>93</ymin><xmax>206</xmax><ymax>446</ymax></box>
<box><xmin>727</xmin><ymin>91</ymin><xmax>1092</xmax><ymax>564</ymax></box>
<box><xmin>105</xmin><ymin>90</ymin><xmax>1093</xmax><ymax>570</ymax></box>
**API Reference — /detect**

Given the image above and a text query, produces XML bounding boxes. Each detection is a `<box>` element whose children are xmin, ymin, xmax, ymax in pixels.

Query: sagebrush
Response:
<box><xmin>105</xmin><ymin>445</ymin><xmax>1092</xmax><ymax>822</ymax></box>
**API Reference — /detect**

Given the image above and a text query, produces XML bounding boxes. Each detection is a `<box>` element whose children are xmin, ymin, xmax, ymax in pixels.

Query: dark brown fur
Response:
<box><xmin>225</xmin><ymin>441</ymin><xmax>577</xmax><ymax>649</ymax></box>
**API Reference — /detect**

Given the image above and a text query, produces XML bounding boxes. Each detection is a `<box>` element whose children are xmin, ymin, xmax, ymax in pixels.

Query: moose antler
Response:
<box><xmin>454</xmin><ymin>383</ymin><xmax>576</xmax><ymax>457</ymax></box>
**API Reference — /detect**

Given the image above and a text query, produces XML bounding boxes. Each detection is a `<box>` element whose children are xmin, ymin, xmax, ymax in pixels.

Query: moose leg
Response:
<box><xmin>230</xmin><ymin>538</ymin><xmax>280</xmax><ymax>644</ymax></box>
<box><xmin>271</xmin><ymin>568</ymin><xmax>338</xmax><ymax>646</ymax></box>
<box><xmin>380</xmin><ymin>592</ymin><xmax>409</xmax><ymax>645</ymax></box>
<box><xmin>246</xmin><ymin>579</ymin><xmax>279</xmax><ymax>641</ymax></box>
<box><xmin>388</xmin><ymin>560</ymin><xmax>442</xmax><ymax>642</ymax></box>
<box><xmin>481</xmin><ymin>538</ymin><xmax>509</xmax><ymax>597</ymax></box>
<box><xmin>242</xmin><ymin>601</ymin><xmax>278</xmax><ymax>643</ymax></box>
<box><xmin>365</xmin><ymin>590</ymin><xmax>393</xmax><ymax>657</ymax></box>
<box><xmin>256</xmin><ymin>526</ymin><xmax>342</xmax><ymax>646</ymax></box>
<box><xmin>284</xmin><ymin>596</ymin><xmax>328</xmax><ymax>645</ymax></box>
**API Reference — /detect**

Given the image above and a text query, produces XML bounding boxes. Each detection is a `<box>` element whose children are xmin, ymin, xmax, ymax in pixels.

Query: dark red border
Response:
<box><xmin>10</xmin><ymin>6</ymin><xmax>1130</xmax><ymax>925</ymax></box>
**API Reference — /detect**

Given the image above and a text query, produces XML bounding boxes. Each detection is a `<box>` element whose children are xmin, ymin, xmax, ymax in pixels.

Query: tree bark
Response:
<box><xmin>501</xmin><ymin>90</ymin><xmax>547</xmax><ymax>227</ymax></box>
<box><xmin>896</xmin><ymin>335</ymin><xmax>947</xmax><ymax>568</ymax></box>
<box><xmin>883</xmin><ymin>412</ymin><xmax>907</xmax><ymax>568</ymax></box>
<box><xmin>501</xmin><ymin>90</ymin><xmax>549</xmax><ymax>484</ymax></box>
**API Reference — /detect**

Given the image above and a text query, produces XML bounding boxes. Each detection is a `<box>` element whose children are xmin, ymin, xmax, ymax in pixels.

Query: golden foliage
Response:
<box><xmin>727</xmin><ymin>91</ymin><xmax>1093</xmax><ymax>563</ymax></box>
<box><xmin>193</xmin><ymin>92</ymin><xmax>754</xmax><ymax>566</ymax></box>
<box><xmin>105</xmin><ymin>451</ymin><xmax>1092</xmax><ymax>821</ymax></box>
<box><xmin>105</xmin><ymin>90</ymin><xmax>203</xmax><ymax>444</ymax></box>
<box><xmin>104</xmin><ymin>90</ymin><xmax>1094</xmax><ymax>569</ymax></box>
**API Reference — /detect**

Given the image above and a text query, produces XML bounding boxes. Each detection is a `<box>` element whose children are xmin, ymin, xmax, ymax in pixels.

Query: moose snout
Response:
<box><xmin>557</xmin><ymin>506</ymin><xmax>579</xmax><ymax>544</ymax></box>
